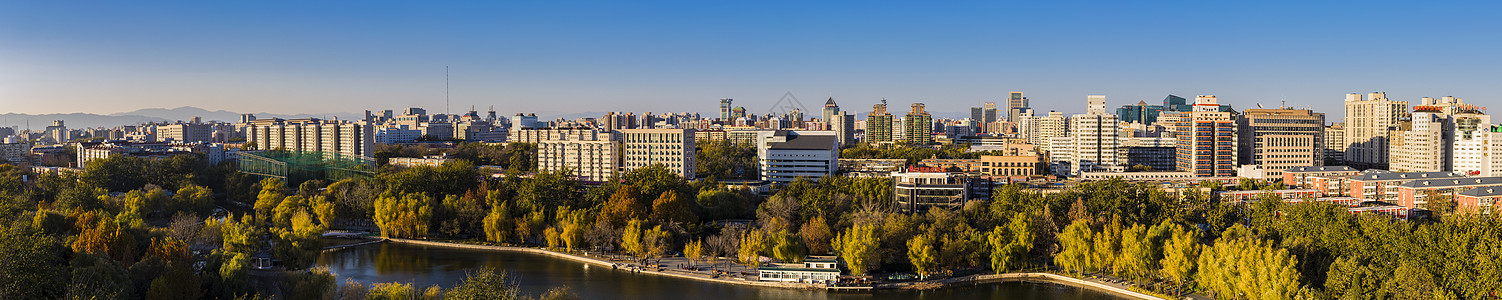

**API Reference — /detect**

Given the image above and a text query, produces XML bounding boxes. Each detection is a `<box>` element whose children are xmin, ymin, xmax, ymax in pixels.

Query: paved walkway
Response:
<box><xmin>382</xmin><ymin>238</ymin><xmax>1176</xmax><ymax>299</ymax></box>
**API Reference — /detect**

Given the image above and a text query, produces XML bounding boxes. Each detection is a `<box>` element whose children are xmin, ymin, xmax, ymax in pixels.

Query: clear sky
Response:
<box><xmin>2</xmin><ymin>1</ymin><xmax>1498</xmax><ymax>119</ymax></box>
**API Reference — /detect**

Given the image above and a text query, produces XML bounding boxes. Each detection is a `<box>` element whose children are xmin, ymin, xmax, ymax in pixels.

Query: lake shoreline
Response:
<box><xmin>370</xmin><ymin>238</ymin><xmax>1166</xmax><ymax>300</ymax></box>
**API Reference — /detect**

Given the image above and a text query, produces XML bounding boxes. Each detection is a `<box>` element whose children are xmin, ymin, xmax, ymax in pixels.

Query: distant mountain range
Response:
<box><xmin>0</xmin><ymin>107</ymin><xmax>361</xmax><ymax>130</ymax></box>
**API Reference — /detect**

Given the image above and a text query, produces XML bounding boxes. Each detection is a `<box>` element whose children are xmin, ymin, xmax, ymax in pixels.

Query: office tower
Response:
<box><xmin>720</xmin><ymin>98</ymin><xmax>734</xmax><ymax>121</ymax></box>
<box><xmin>970</xmin><ymin>106</ymin><xmax>984</xmax><ymax>128</ymax></box>
<box><xmin>866</xmin><ymin>103</ymin><xmax>894</xmax><ymax>143</ymax></box>
<box><xmin>1068</xmin><ymin>95</ymin><xmax>1122</xmax><ymax>175</ymax></box>
<box><xmin>1017</xmin><ymin>109</ymin><xmax>1037</xmax><ymax>141</ymax></box>
<box><xmin>1175</xmin><ymin>95</ymin><xmax>1237</xmax><ymax>177</ymax></box>
<box><xmin>982</xmin><ymin>102</ymin><xmax>998</xmax><ymax>133</ymax></box>
<box><xmin>1237</xmin><ymin>108</ymin><xmax>1325</xmax><ymax>178</ymax></box>
<box><xmin>619</xmin><ymin>129</ymin><xmax>695</xmax><ymax>179</ymax></box>
<box><xmin>1344</xmin><ymin>92</ymin><xmax>1409</xmax><ymax>170</ymax></box>
<box><xmin>904</xmin><ymin>103</ymin><xmax>933</xmax><ymax>144</ymax></box>
<box><xmin>821</xmin><ymin>97</ymin><xmax>839</xmax><ymax>125</ymax></box>
<box><xmin>1163</xmin><ymin>95</ymin><xmax>1190</xmax><ymax>112</ymax></box>
<box><xmin>830</xmin><ymin>111</ymin><xmax>855</xmax><ymax>147</ymax></box>
<box><xmin>1449</xmin><ymin>107</ymin><xmax>1498</xmax><ymax>176</ymax></box>
<box><xmin>1007</xmin><ymin>92</ymin><xmax>1027</xmax><ymax>123</ymax></box>
<box><xmin>245</xmin><ymin>118</ymin><xmax>375</xmax><ymax>158</ymax></box>
<box><xmin>1117</xmin><ymin>100</ymin><xmax>1167</xmax><ymax>124</ymax></box>
<box><xmin>404</xmin><ymin>107</ymin><xmax>427</xmax><ymax>116</ymax></box>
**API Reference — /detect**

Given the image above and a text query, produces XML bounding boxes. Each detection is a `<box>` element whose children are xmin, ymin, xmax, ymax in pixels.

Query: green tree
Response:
<box><xmin>907</xmin><ymin>233</ymin><xmax>939</xmax><ymax>279</ymax></box>
<box><xmin>0</xmin><ymin>229</ymin><xmax>68</xmax><ymax>300</ymax></box>
<box><xmin>771</xmin><ymin>231</ymin><xmax>807</xmax><ymax>263</ymax></box>
<box><xmin>272</xmin><ymin>211</ymin><xmax>325</xmax><ymax>270</ymax></box>
<box><xmin>833</xmin><ymin>224</ymin><xmax>880</xmax><ymax>276</ymax></box>
<box><xmin>1092</xmin><ymin>216</ymin><xmax>1123</xmax><ymax>274</ymax></box>
<box><xmin>444</xmin><ymin>267</ymin><xmax>519</xmax><ymax>300</ymax></box>
<box><xmin>368</xmin><ymin>283</ymin><xmax>416</xmax><ymax>300</ymax></box>
<box><xmin>1055</xmin><ymin>219</ymin><xmax>1093</xmax><ymax>276</ymax></box>
<box><xmin>373</xmin><ymin>192</ymin><xmax>433</xmax><ymax>238</ymax></box>
<box><xmin>254</xmin><ymin>178</ymin><xmax>286</xmax><ymax>223</ymax></box>
<box><xmin>990</xmin><ymin>212</ymin><xmax>1034</xmax><ymax>273</ymax></box>
<box><xmin>173</xmin><ymin>184</ymin><xmax>215</xmax><ymax>217</ymax></box>
<box><xmin>1159</xmin><ymin>222</ymin><xmax>1200</xmax><ymax>296</ymax></box>
<box><xmin>483</xmin><ymin>201</ymin><xmax>512</xmax><ymax>243</ymax></box>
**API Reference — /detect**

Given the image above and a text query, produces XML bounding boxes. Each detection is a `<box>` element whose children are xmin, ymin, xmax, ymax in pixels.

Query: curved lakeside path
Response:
<box><xmin>347</xmin><ymin>238</ymin><xmax>1168</xmax><ymax>300</ymax></box>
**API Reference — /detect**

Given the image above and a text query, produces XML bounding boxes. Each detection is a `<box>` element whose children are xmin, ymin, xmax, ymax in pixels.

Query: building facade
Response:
<box><xmin>620</xmin><ymin>129</ymin><xmax>695</xmax><ymax>179</ymax></box>
<box><xmin>245</xmin><ymin>118</ymin><xmax>375</xmax><ymax>158</ymax></box>
<box><xmin>1068</xmin><ymin>95</ymin><xmax>1122</xmax><ymax>175</ymax></box>
<box><xmin>1236</xmin><ymin>108</ymin><xmax>1325</xmax><ymax>179</ymax></box>
<box><xmin>1175</xmin><ymin>95</ymin><xmax>1237</xmax><ymax>177</ymax></box>
<box><xmin>1343</xmin><ymin>92</ymin><xmax>1408</xmax><ymax>170</ymax></box>
<box><xmin>865</xmin><ymin>103</ymin><xmax>894</xmax><ymax>143</ymax></box>
<box><xmin>903</xmin><ymin>103</ymin><xmax>933</xmax><ymax>144</ymax></box>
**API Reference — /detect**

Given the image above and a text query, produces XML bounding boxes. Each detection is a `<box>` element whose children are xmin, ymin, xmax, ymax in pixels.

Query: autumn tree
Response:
<box><xmin>650</xmin><ymin>190</ymin><xmax>698</xmax><ymax>225</ymax></box>
<box><xmin>738</xmin><ymin>229</ymin><xmax>770</xmax><ymax>267</ymax></box>
<box><xmin>771</xmin><ymin>231</ymin><xmax>806</xmax><ymax>263</ymax></box>
<box><xmin>799</xmin><ymin>215</ymin><xmax>833</xmax><ymax>255</ymax></box>
<box><xmin>1055</xmin><ymin>219</ymin><xmax>1093</xmax><ymax>276</ymax></box>
<box><xmin>907</xmin><ymin>233</ymin><xmax>939</xmax><ymax>280</ymax></box>
<box><xmin>373</xmin><ymin>192</ymin><xmax>433</xmax><ymax>238</ymax></box>
<box><xmin>621</xmin><ymin>219</ymin><xmax>646</xmax><ymax>259</ymax></box>
<box><xmin>833</xmin><ymin>224</ymin><xmax>880</xmax><ymax>276</ymax></box>
<box><xmin>1159</xmin><ymin>222</ymin><xmax>1199</xmax><ymax>297</ymax></box>
<box><xmin>598</xmin><ymin>185</ymin><xmax>645</xmax><ymax>228</ymax></box>
<box><xmin>483</xmin><ymin>201</ymin><xmax>512</xmax><ymax>244</ymax></box>
<box><xmin>684</xmin><ymin>239</ymin><xmax>705</xmax><ymax>267</ymax></box>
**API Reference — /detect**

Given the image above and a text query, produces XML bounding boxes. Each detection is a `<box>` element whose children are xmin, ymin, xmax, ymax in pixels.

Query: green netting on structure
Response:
<box><xmin>238</xmin><ymin>151</ymin><xmax>375</xmax><ymax>185</ymax></box>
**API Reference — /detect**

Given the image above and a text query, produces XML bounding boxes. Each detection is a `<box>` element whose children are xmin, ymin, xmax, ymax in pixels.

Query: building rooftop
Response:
<box><xmin>1399</xmin><ymin>177</ymin><xmax>1502</xmax><ymax>188</ymax></box>
<box><xmin>1351</xmin><ymin>171</ymin><xmax>1461</xmax><ymax>181</ymax></box>
<box><xmin>1459</xmin><ymin>187</ymin><xmax>1502</xmax><ymax>197</ymax></box>
<box><xmin>766</xmin><ymin>131</ymin><xmax>837</xmax><ymax>150</ymax></box>
<box><xmin>1283</xmin><ymin>166</ymin><xmax>1358</xmax><ymax>173</ymax></box>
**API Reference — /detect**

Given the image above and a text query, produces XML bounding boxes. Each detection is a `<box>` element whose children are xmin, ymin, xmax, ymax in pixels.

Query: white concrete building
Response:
<box><xmin>1067</xmin><ymin>95</ymin><xmax>1123</xmax><ymax>175</ymax></box>
<box><xmin>754</xmin><ymin>130</ymin><xmax>839</xmax><ymax>183</ymax></box>
<box><xmin>620</xmin><ymin>129</ymin><xmax>695</xmax><ymax>179</ymax></box>
<box><xmin>537</xmin><ymin>129</ymin><xmax>619</xmax><ymax>182</ymax></box>
<box><xmin>244</xmin><ymin>118</ymin><xmax>375</xmax><ymax>158</ymax></box>
<box><xmin>1344</xmin><ymin>92</ymin><xmax>1408</xmax><ymax>170</ymax></box>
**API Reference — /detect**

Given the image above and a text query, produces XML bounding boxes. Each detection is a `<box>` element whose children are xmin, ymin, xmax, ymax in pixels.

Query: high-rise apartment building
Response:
<box><xmin>536</xmin><ymin>129</ymin><xmax>618</xmax><ymax>181</ymax></box>
<box><xmin>903</xmin><ymin>103</ymin><xmax>933</xmax><ymax>144</ymax></box>
<box><xmin>1237</xmin><ymin>108</ymin><xmax>1325</xmax><ymax>178</ymax></box>
<box><xmin>1324</xmin><ymin>122</ymin><xmax>1345</xmax><ymax>166</ymax></box>
<box><xmin>244</xmin><ymin>118</ymin><xmax>375</xmax><ymax>158</ymax></box>
<box><xmin>830</xmin><ymin>111</ymin><xmax>855</xmax><ymax>147</ymax></box>
<box><xmin>1007</xmin><ymin>92</ymin><xmax>1027</xmax><ymax>123</ymax></box>
<box><xmin>1449</xmin><ymin>109</ymin><xmax>1500</xmax><ymax>177</ymax></box>
<box><xmin>866</xmin><ymin>103</ymin><xmax>894</xmax><ymax>143</ymax></box>
<box><xmin>1067</xmin><ymin>95</ymin><xmax>1122</xmax><ymax>175</ymax></box>
<box><xmin>620</xmin><ymin>129</ymin><xmax>695</xmax><ymax>179</ymax></box>
<box><xmin>1032</xmin><ymin>111</ymin><xmax>1067</xmax><ymax>147</ymax></box>
<box><xmin>1344</xmin><ymin>92</ymin><xmax>1408</xmax><ymax>170</ymax></box>
<box><xmin>1175</xmin><ymin>95</ymin><xmax>1237</xmax><ymax>177</ymax></box>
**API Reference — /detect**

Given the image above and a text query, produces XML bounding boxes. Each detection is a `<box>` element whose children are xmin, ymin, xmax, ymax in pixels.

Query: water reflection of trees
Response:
<box><xmin>375</xmin><ymin>244</ymin><xmax>431</xmax><ymax>274</ymax></box>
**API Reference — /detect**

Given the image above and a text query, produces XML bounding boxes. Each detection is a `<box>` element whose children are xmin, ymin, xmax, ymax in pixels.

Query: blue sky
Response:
<box><xmin>1</xmin><ymin>1</ymin><xmax>1498</xmax><ymax>119</ymax></box>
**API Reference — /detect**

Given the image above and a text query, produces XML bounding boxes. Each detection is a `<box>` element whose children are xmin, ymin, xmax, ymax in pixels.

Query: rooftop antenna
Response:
<box><xmin>446</xmin><ymin>66</ymin><xmax>450</xmax><ymax>116</ymax></box>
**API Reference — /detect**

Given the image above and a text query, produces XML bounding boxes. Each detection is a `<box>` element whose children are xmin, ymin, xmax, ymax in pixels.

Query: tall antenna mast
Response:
<box><xmin>446</xmin><ymin>66</ymin><xmax>450</xmax><ymax>116</ymax></box>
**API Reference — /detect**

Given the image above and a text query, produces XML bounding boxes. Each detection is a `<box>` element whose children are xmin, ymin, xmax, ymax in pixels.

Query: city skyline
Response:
<box><xmin>4</xmin><ymin>1</ymin><xmax>1500</xmax><ymax>118</ymax></box>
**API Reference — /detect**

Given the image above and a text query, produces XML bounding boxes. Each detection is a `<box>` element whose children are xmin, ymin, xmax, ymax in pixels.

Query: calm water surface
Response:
<box><xmin>317</xmin><ymin>242</ymin><xmax>1124</xmax><ymax>300</ymax></box>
